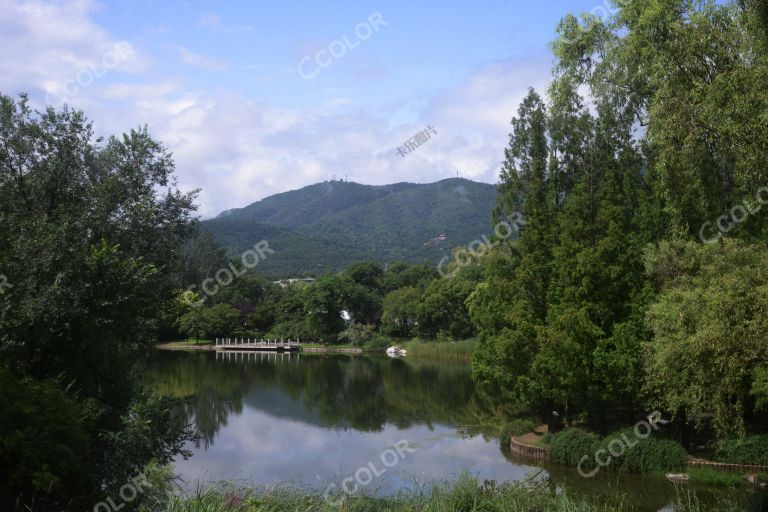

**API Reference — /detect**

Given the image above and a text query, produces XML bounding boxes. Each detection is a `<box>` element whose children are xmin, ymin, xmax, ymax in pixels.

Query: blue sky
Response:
<box><xmin>0</xmin><ymin>0</ymin><xmax>613</xmax><ymax>216</ymax></box>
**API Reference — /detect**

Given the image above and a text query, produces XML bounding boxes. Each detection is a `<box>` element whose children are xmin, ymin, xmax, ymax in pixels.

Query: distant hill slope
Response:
<box><xmin>203</xmin><ymin>178</ymin><xmax>498</xmax><ymax>277</ymax></box>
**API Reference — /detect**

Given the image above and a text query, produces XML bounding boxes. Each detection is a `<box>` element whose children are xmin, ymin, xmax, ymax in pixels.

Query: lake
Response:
<box><xmin>146</xmin><ymin>350</ymin><xmax>768</xmax><ymax>511</ymax></box>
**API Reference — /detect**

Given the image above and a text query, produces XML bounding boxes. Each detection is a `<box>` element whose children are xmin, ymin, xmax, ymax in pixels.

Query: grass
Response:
<box><xmin>300</xmin><ymin>342</ymin><xmax>359</xmax><ymax>350</ymax></box>
<box><xmin>688</xmin><ymin>468</ymin><xmax>743</xmax><ymax>488</ymax></box>
<box><xmin>157</xmin><ymin>339</ymin><xmax>214</xmax><ymax>348</ymax></box>
<box><xmin>399</xmin><ymin>338</ymin><xmax>476</xmax><ymax>362</ymax></box>
<box><xmin>139</xmin><ymin>473</ymin><xmax>749</xmax><ymax>512</ymax></box>
<box><xmin>147</xmin><ymin>474</ymin><xmax>632</xmax><ymax>512</ymax></box>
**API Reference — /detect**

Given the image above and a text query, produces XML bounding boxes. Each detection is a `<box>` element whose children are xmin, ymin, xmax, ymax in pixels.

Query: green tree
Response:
<box><xmin>644</xmin><ymin>240</ymin><xmax>768</xmax><ymax>437</ymax></box>
<box><xmin>157</xmin><ymin>289</ymin><xmax>199</xmax><ymax>340</ymax></box>
<box><xmin>419</xmin><ymin>277</ymin><xmax>477</xmax><ymax>339</ymax></box>
<box><xmin>382</xmin><ymin>262</ymin><xmax>439</xmax><ymax>293</ymax></box>
<box><xmin>177</xmin><ymin>304</ymin><xmax>240</xmax><ymax>342</ymax></box>
<box><xmin>346</xmin><ymin>261</ymin><xmax>384</xmax><ymax>292</ymax></box>
<box><xmin>553</xmin><ymin>0</ymin><xmax>768</xmax><ymax>241</ymax></box>
<box><xmin>205</xmin><ymin>304</ymin><xmax>241</xmax><ymax>338</ymax></box>
<box><xmin>303</xmin><ymin>274</ymin><xmax>351</xmax><ymax>342</ymax></box>
<box><xmin>471</xmin><ymin>88</ymin><xmax>560</xmax><ymax>413</ymax></box>
<box><xmin>381</xmin><ymin>286</ymin><xmax>421</xmax><ymax>337</ymax></box>
<box><xmin>471</xmin><ymin>81</ymin><xmax>648</xmax><ymax>426</ymax></box>
<box><xmin>177</xmin><ymin>305</ymin><xmax>209</xmax><ymax>342</ymax></box>
<box><xmin>183</xmin><ymin>229</ymin><xmax>229</xmax><ymax>294</ymax></box>
<box><xmin>0</xmin><ymin>94</ymin><xmax>196</xmax><ymax>508</ymax></box>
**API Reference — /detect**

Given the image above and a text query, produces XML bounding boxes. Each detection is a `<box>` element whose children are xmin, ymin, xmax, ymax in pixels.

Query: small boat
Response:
<box><xmin>386</xmin><ymin>346</ymin><xmax>407</xmax><ymax>357</ymax></box>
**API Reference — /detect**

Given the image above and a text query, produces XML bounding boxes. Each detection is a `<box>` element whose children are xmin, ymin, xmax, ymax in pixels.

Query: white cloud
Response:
<box><xmin>176</xmin><ymin>46</ymin><xmax>229</xmax><ymax>71</ymax></box>
<box><xmin>152</xmin><ymin>57</ymin><xmax>548</xmax><ymax>218</ymax></box>
<box><xmin>198</xmin><ymin>12</ymin><xmax>254</xmax><ymax>33</ymax></box>
<box><xmin>101</xmin><ymin>81</ymin><xmax>179</xmax><ymax>100</ymax></box>
<box><xmin>0</xmin><ymin>0</ymin><xmax>144</xmax><ymax>107</ymax></box>
<box><xmin>0</xmin><ymin>1</ymin><xmax>552</xmax><ymax>219</ymax></box>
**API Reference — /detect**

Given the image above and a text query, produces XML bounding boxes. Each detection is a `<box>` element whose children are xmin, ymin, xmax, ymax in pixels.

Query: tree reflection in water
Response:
<box><xmin>143</xmin><ymin>351</ymin><xmax>505</xmax><ymax>449</ymax></box>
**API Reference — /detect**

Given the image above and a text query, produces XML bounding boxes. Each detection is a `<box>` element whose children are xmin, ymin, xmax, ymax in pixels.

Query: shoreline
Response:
<box><xmin>156</xmin><ymin>341</ymin><xmax>217</xmax><ymax>351</ymax></box>
<box><xmin>300</xmin><ymin>346</ymin><xmax>364</xmax><ymax>353</ymax></box>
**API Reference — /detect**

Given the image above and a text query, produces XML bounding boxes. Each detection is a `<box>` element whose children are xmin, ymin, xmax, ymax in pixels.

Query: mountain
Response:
<box><xmin>203</xmin><ymin>178</ymin><xmax>498</xmax><ymax>277</ymax></box>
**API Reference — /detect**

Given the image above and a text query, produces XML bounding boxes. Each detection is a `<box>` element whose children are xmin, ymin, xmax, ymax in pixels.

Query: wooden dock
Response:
<box><xmin>215</xmin><ymin>337</ymin><xmax>300</xmax><ymax>351</ymax></box>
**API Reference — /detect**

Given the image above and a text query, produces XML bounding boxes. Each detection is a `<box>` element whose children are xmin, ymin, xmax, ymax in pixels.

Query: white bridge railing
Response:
<box><xmin>215</xmin><ymin>337</ymin><xmax>300</xmax><ymax>349</ymax></box>
<box><xmin>216</xmin><ymin>350</ymin><xmax>299</xmax><ymax>364</ymax></box>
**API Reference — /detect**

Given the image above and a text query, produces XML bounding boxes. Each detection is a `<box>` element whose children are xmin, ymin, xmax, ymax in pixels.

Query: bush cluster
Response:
<box><xmin>337</xmin><ymin>324</ymin><xmax>392</xmax><ymax>349</ymax></box>
<box><xmin>596</xmin><ymin>429</ymin><xmax>687</xmax><ymax>473</ymax></box>
<box><xmin>549</xmin><ymin>427</ymin><xmax>688</xmax><ymax>474</ymax></box>
<box><xmin>549</xmin><ymin>428</ymin><xmax>601</xmax><ymax>468</ymax></box>
<box><xmin>714</xmin><ymin>434</ymin><xmax>768</xmax><ymax>466</ymax></box>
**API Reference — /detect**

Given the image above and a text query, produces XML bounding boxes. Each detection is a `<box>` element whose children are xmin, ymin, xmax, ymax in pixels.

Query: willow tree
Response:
<box><xmin>553</xmin><ymin>0</ymin><xmax>768</xmax><ymax>241</ymax></box>
<box><xmin>644</xmin><ymin>240</ymin><xmax>768</xmax><ymax>437</ymax></box>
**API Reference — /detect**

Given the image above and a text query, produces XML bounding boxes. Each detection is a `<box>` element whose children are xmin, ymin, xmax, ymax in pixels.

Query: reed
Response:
<box><xmin>399</xmin><ymin>339</ymin><xmax>476</xmax><ymax>362</ymax></box>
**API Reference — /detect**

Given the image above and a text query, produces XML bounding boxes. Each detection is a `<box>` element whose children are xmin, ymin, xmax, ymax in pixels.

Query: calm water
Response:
<box><xmin>146</xmin><ymin>350</ymin><xmax>768</xmax><ymax>511</ymax></box>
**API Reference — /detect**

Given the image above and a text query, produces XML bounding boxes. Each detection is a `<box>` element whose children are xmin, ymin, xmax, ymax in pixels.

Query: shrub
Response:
<box><xmin>0</xmin><ymin>369</ymin><xmax>96</xmax><ymax>504</ymax></box>
<box><xmin>131</xmin><ymin>462</ymin><xmax>177</xmax><ymax>510</ymax></box>
<box><xmin>337</xmin><ymin>323</ymin><xmax>375</xmax><ymax>346</ymax></box>
<box><xmin>590</xmin><ymin>430</ymin><xmax>626</xmax><ymax>472</ymax></box>
<box><xmin>268</xmin><ymin>319</ymin><xmax>315</xmax><ymax>341</ymax></box>
<box><xmin>714</xmin><ymin>434</ymin><xmax>768</xmax><ymax>465</ymax></box>
<box><xmin>591</xmin><ymin>428</ymin><xmax>687</xmax><ymax>473</ymax></box>
<box><xmin>619</xmin><ymin>436</ymin><xmax>688</xmax><ymax>473</ymax></box>
<box><xmin>366</xmin><ymin>333</ymin><xmax>393</xmax><ymax>350</ymax></box>
<box><xmin>337</xmin><ymin>324</ymin><xmax>392</xmax><ymax>349</ymax></box>
<box><xmin>549</xmin><ymin>427</ymin><xmax>688</xmax><ymax>474</ymax></box>
<box><xmin>500</xmin><ymin>419</ymin><xmax>537</xmax><ymax>445</ymax></box>
<box><xmin>549</xmin><ymin>428</ymin><xmax>600</xmax><ymax>468</ymax></box>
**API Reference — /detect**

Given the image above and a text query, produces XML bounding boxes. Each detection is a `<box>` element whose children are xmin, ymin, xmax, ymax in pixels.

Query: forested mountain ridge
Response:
<box><xmin>203</xmin><ymin>178</ymin><xmax>498</xmax><ymax>277</ymax></box>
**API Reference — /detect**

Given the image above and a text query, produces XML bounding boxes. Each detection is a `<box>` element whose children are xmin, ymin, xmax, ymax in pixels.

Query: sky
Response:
<box><xmin>0</xmin><ymin>0</ymin><xmax>613</xmax><ymax>218</ymax></box>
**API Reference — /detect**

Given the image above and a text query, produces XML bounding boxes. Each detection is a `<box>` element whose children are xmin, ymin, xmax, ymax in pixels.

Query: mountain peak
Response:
<box><xmin>204</xmin><ymin>179</ymin><xmax>497</xmax><ymax>277</ymax></box>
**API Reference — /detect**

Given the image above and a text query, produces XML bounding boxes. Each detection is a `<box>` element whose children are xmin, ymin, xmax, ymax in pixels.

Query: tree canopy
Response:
<box><xmin>0</xmin><ymin>95</ymin><xmax>197</xmax><ymax>508</ymax></box>
<box><xmin>471</xmin><ymin>0</ymin><xmax>768</xmax><ymax>437</ymax></box>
